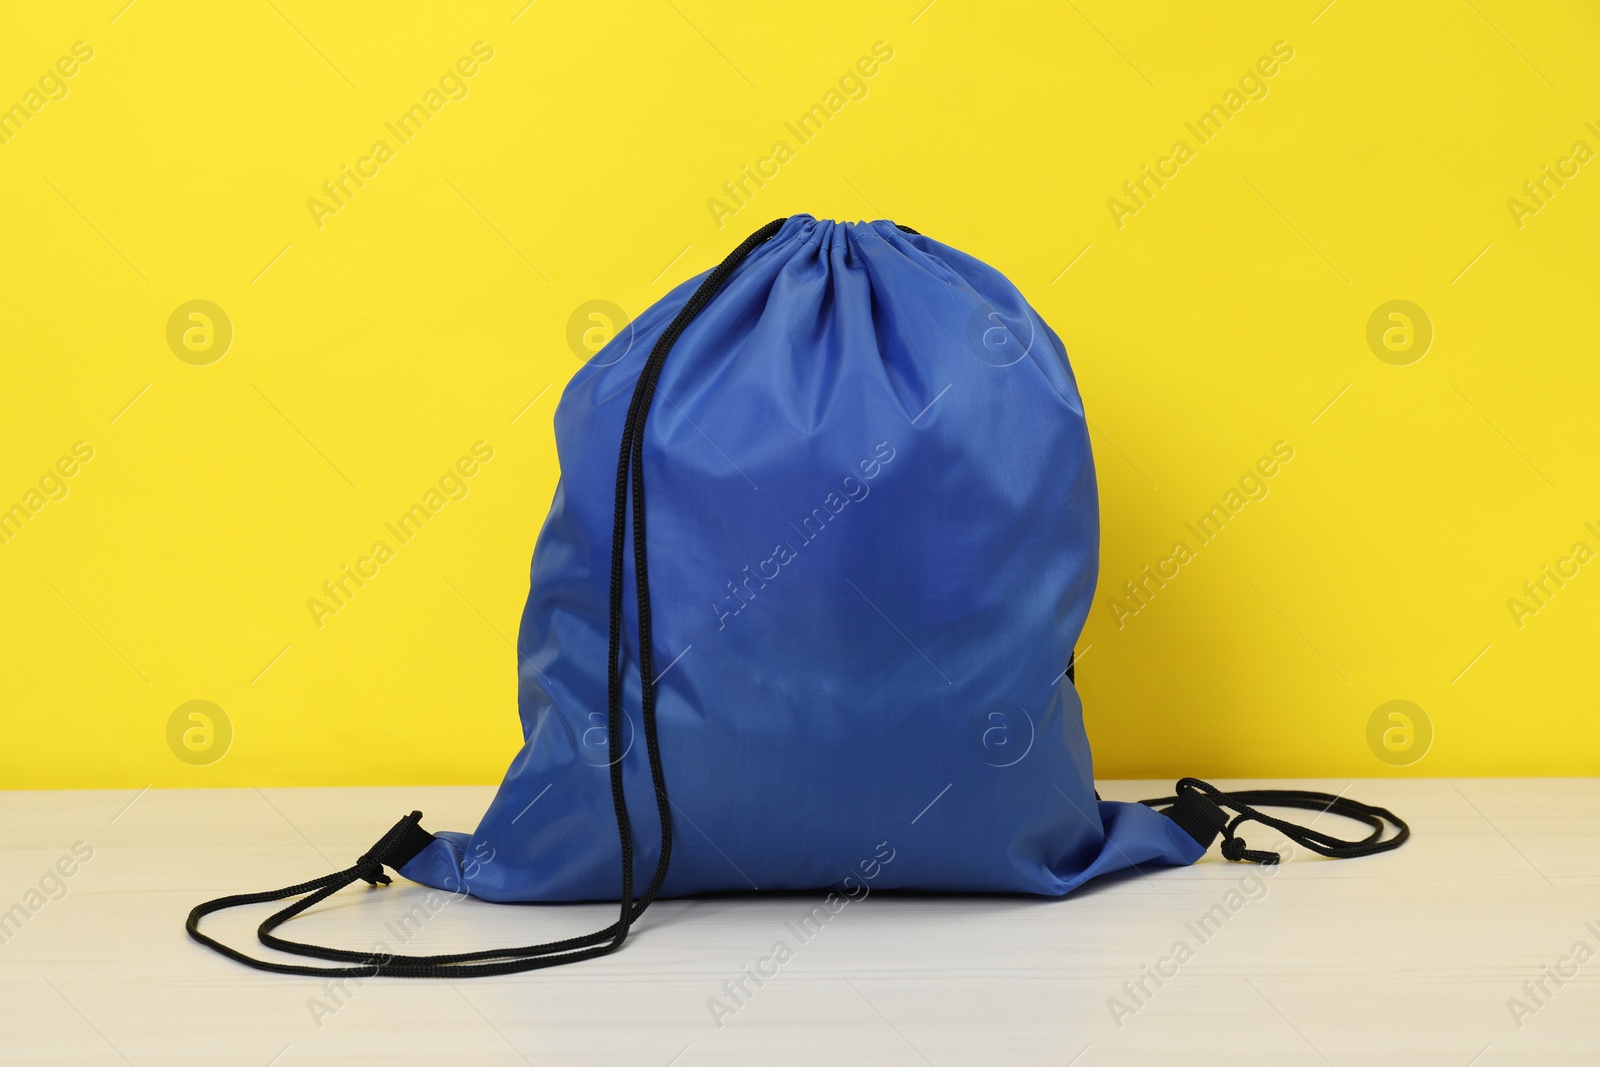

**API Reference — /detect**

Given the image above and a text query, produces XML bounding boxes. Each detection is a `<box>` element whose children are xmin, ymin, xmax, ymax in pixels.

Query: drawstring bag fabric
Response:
<box><xmin>189</xmin><ymin>216</ymin><xmax>1409</xmax><ymax>978</ymax></box>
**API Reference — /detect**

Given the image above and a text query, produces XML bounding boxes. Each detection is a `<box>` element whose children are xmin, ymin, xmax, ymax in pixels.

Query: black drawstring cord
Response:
<box><xmin>186</xmin><ymin>217</ymin><xmax>792</xmax><ymax>977</ymax></box>
<box><xmin>602</xmin><ymin>215</ymin><xmax>790</xmax><ymax>935</ymax></box>
<box><xmin>1141</xmin><ymin>777</ymin><xmax>1410</xmax><ymax>865</ymax></box>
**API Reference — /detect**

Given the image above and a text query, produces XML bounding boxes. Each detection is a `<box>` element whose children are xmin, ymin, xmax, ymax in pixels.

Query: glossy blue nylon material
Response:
<box><xmin>401</xmin><ymin>217</ymin><xmax>1204</xmax><ymax>901</ymax></box>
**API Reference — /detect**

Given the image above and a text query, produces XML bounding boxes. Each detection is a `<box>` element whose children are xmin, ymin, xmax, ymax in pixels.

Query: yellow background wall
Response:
<box><xmin>2</xmin><ymin>1</ymin><xmax>1596</xmax><ymax>788</ymax></box>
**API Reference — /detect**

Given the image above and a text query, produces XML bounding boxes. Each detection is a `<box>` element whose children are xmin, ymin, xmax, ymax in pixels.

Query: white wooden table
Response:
<box><xmin>1</xmin><ymin>780</ymin><xmax>1595</xmax><ymax>1065</ymax></box>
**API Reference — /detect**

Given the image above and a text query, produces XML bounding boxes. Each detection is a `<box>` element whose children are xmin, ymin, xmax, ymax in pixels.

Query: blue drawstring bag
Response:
<box><xmin>190</xmin><ymin>216</ymin><xmax>1408</xmax><ymax>977</ymax></box>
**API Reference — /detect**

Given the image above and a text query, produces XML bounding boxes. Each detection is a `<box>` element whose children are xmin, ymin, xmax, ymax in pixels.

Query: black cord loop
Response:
<box><xmin>187</xmin><ymin>217</ymin><xmax>794</xmax><ymax>977</ymax></box>
<box><xmin>1141</xmin><ymin>777</ymin><xmax>1410</xmax><ymax>865</ymax></box>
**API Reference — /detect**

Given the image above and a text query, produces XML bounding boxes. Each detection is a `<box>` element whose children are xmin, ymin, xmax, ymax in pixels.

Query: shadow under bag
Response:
<box><xmin>189</xmin><ymin>216</ymin><xmax>1409</xmax><ymax>977</ymax></box>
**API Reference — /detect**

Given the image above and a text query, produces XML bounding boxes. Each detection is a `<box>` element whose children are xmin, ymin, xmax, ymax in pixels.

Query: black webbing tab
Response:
<box><xmin>371</xmin><ymin>811</ymin><xmax>435</xmax><ymax>871</ymax></box>
<box><xmin>348</xmin><ymin>811</ymin><xmax>434</xmax><ymax>886</ymax></box>
<box><xmin>1160</xmin><ymin>784</ymin><xmax>1229</xmax><ymax>850</ymax></box>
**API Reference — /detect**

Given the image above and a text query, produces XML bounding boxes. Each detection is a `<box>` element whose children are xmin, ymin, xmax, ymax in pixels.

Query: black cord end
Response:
<box><xmin>1220</xmin><ymin>837</ymin><xmax>1281</xmax><ymax>865</ymax></box>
